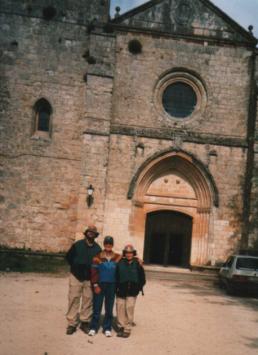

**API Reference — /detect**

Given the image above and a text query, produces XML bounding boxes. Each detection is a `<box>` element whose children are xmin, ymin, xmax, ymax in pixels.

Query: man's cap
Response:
<box><xmin>104</xmin><ymin>236</ymin><xmax>114</xmax><ymax>245</ymax></box>
<box><xmin>84</xmin><ymin>225</ymin><xmax>99</xmax><ymax>237</ymax></box>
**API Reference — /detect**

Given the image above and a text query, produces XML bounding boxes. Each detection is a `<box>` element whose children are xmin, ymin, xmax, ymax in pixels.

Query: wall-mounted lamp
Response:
<box><xmin>87</xmin><ymin>184</ymin><xmax>94</xmax><ymax>207</ymax></box>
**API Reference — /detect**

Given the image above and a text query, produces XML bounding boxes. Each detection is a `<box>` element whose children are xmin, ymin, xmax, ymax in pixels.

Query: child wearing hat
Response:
<box><xmin>116</xmin><ymin>244</ymin><xmax>146</xmax><ymax>338</ymax></box>
<box><xmin>88</xmin><ymin>236</ymin><xmax>121</xmax><ymax>337</ymax></box>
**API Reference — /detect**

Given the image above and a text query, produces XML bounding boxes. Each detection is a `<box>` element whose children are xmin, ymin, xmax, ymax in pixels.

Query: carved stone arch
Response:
<box><xmin>128</xmin><ymin>148</ymin><xmax>219</xmax><ymax>207</ymax></box>
<box><xmin>128</xmin><ymin>149</ymin><xmax>218</xmax><ymax>266</ymax></box>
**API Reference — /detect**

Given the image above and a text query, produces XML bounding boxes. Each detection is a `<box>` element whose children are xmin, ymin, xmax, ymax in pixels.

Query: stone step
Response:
<box><xmin>145</xmin><ymin>265</ymin><xmax>219</xmax><ymax>282</ymax></box>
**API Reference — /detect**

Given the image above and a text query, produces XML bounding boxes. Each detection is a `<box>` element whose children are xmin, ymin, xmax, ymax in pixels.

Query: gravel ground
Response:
<box><xmin>0</xmin><ymin>272</ymin><xmax>258</xmax><ymax>355</ymax></box>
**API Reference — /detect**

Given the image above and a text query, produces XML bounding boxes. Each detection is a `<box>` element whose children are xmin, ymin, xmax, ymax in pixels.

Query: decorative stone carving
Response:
<box><xmin>175</xmin><ymin>1</ymin><xmax>195</xmax><ymax>26</ymax></box>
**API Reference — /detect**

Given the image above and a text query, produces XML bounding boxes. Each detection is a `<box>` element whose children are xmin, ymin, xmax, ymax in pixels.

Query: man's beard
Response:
<box><xmin>86</xmin><ymin>236</ymin><xmax>95</xmax><ymax>244</ymax></box>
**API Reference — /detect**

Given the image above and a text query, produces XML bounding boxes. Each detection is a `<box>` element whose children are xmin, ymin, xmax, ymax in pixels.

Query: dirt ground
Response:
<box><xmin>0</xmin><ymin>272</ymin><xmax>258</xmax><ymax>355</ymax></box>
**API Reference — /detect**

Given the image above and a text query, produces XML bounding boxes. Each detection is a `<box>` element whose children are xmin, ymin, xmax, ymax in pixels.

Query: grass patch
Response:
<box><xmin>0</xmin><ymin>249</ymin><xmax>68</xmax><ymax>273</ymax></box>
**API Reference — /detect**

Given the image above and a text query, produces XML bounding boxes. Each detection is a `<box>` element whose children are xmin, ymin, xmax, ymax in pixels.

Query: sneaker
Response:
<box><xmin>88</xmin><ymin>329</ymin><xmax>96</xmax><ymax>336</ymax></box>
<box><xmin>66</xmin><ymin>325</ymin><xmax>76</xmax><ymax>335</ymax></box>
<box><xmin>104</xmin><ymin>330</ymin><xmax>112</xmax><ymax>337</ymax></box>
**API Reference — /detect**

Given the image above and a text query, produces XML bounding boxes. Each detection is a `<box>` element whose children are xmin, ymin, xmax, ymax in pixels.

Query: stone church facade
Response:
<box><xmin>0</xmin><ymin>0</ymin><xmax>257</xmax><ymax>266</ymax></box>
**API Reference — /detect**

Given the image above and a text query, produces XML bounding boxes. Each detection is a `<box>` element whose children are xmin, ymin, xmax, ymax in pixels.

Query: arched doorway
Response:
<box><xmin>128</xmin><ymin>150</ymin><xmax>218</xmax><ymax>266</ymax></box>
<box><xmin>144</xmin><ymin>211</ymin><xmax>192</xmax><ymax>267</ymax></box>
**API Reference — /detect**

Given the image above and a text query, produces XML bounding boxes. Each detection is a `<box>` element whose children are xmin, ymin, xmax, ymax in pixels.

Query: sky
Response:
<box><xmin>110</xmin><ymin>0</ymin><xmax>258</xmax><ymax>39</ymax></box>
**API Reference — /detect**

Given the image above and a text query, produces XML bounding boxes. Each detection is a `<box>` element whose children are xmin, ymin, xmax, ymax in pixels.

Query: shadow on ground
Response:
<box><xmin>163</xmin><ymin>279</ymin><xmax>258</xmax><ymax>350</ymax></box>
<box><xmin>244</xmin><ymin>336</ymin><xmax>258</xmax><ymax>349</ymax></box>
<box><xmin>164</xmin><ymin>279</ymin><xmax>258</xmax><ymax>309</ymax></box>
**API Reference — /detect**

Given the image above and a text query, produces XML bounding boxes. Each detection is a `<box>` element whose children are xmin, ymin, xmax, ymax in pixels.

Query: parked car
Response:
<box><xmin>219</xmin><ymin>255</ymin><xmax>258</xmax><ymax>295</ymax></box>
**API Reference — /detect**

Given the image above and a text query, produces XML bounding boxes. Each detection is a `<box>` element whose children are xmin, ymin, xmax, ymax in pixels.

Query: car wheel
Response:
<box><xmin>225</xmin><ymin>281</ymin><xmax>234</xmax><ymax>295</ymax></box>
<box><xmin>218</xmin><ymin>277</ymin><xmax>224</xmax><ymax>289</ymax></box>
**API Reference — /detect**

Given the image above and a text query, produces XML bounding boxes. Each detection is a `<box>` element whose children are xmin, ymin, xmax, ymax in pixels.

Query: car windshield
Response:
<box><xmin>236</xmin><ymin>258</ymin><xmax>258</xmax><ymax>270</ymax></box>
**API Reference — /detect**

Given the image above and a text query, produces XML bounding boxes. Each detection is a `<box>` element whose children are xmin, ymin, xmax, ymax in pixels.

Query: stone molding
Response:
<box><xmin>127</xmin><ymin>149</ymin><xmax>219</xmax><ymax>207</ymax></box>
<box><xmin>153</xmin><ymin>70</ymin><xmax>207</xmax><ymax>124</ymax></box>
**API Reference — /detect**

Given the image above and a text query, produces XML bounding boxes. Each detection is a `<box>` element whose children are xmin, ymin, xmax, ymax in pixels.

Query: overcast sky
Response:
<box><xmin>110</xmin><ymin>0</ymin><xmax>258</xmax><ymax>39</ymax></box>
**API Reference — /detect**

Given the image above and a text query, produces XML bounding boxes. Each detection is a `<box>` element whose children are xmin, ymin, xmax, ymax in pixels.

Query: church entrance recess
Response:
<box><xmin>144</xmin><ymin>210</ymin><xmax>192</xmax><ymax>267</ymax></box>
<box><xmin>128</xmin><ymin>150</ymin><xmax>219</xmax><ymax>266</ymax></box>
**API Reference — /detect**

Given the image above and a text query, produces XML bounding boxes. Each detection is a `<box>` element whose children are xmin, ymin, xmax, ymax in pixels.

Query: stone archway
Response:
<box><xmin>128</xmin><ymin>150</ymin><xmax>218</xmax><ymax>266</ymax></box>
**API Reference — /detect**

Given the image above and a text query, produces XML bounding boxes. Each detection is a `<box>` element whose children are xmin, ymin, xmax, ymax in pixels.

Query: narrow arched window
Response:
<box><xmin>33</xmin><ymin>98</ymin><xmax>52</xmax><ymax>134</ymax></box>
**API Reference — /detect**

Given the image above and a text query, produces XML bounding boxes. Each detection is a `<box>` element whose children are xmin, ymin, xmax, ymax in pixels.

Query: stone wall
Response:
<box><xmin>93</xmin><ymin>31</ymin><xmax>251</xmax><ymax>263</ymax></box>
<box><xmin>112</xmin><ymin>32</ymin><xmax>252</xmax><ymax>138</ymax></box>
<box><xmin>116</xmin><ymin>0</ymin><xmax>252</xmax><ymax>44</ymax></box>
<box><xmin>0</xmin><ymin>0</ymin><xmax>109</xmax><ymax>24</ymax></box>
<box><xmin>75</xmin><ymin>28</ymin><xmax>116</xmax><ymax>243</ymax></box>
<box><xmin>1</xmin><ymin>1</ymin><xmax>257</xmax><ymax>263</ymax></box>
<box><xmin>248</xmin><ymin>54</ymin><xmax>258</xmax><ymax>248</ymax></box>
<box><xmin>101</xmin><ymin>134</ymin><xmax>246</xmax><ymax>263</ymax></box>
<box><xmin>0</xmin><ymin>1</ymin><xmax>110</xmax><ymax>251</ymax></box>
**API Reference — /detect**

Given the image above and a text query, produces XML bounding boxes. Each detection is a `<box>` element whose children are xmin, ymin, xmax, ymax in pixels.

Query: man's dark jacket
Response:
<box><xmin>66</xmin><ymin>239</ymin><xmax>101</xmax><ymax>282</ymax></box>
<box><xmin>116</xmin><ymin>257</ymin><xmax>146</xmax><ymax>298</ymax></box>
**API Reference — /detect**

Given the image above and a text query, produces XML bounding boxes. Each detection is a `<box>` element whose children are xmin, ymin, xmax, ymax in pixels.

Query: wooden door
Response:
<box><xmin>144</xmin><ymin>211</ymin><xmax>192</xmax><ymax>267</ymax></box>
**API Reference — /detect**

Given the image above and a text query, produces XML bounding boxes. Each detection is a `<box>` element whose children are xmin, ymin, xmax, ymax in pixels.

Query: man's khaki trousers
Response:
<box><xmin>66</xmin><ymin>274</ymin><xmax>93</xmax><ymax>327</ymax></box>
<box><xmin>116</xmin><ymin>296</ymin><xmax>136</xmax><ymax>333</ymax></box>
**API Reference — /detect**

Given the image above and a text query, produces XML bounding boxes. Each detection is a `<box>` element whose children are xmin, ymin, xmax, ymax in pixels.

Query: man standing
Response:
<box><xmin>65</xmin><ymin>225</ymin><xmax>101</xmax><ymax>335</ymax></box>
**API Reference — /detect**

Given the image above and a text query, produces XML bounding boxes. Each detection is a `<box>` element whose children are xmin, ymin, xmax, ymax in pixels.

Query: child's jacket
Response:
<box><xmin>116</xmin><ymin>257</ymin><xmax>146</xmax><ymax>298</ymax></box>
<box><xmin>91</xmin><ymin>251</ymin><xmax>121</xmax><ymax>284</ymax></box>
